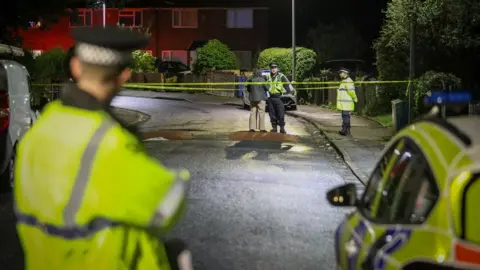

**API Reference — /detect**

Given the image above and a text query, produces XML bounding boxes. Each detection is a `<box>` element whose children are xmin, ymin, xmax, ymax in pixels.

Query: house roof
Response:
<box><xmin>127</xmin><ymin>0</ymin><xmax>270</xmax><ymax>8</ymax></box>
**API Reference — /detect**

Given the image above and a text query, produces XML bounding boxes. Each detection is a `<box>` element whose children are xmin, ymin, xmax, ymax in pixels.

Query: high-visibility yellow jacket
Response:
<box><xmin>336</xmin><ymin>77</ymin><xmax>358</xmax><ymax>111</ymax></box>
<box><xmin>266</xmin><ymin>72</ymin><xmax>291</xmax><ymax>95</ymax></box>
<box><xmin>14</xmin><ymin>100</ymin><xmax>189</xmax><ymax>270</ymax></box>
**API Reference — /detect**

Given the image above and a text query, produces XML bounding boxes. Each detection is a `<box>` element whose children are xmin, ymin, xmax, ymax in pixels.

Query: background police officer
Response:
<box><xmin>266</xmin><ymin>62</ymin><xmax>294</xmax><ymax>133</ymax></box>
<box><xmin>14</xmin><ymin>26</ymin><xmax>192</xmax><ymax>270</ymax></box>
<box><xmin>337</xmin><ymin>68</ymin><xmax>358</xmax><ymax>136</ymax></box>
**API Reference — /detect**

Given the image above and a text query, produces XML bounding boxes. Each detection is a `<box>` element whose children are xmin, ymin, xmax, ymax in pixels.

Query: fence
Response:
<box><xmin>181</xmin><ymin>71</ymin><xmax>237</xmax><ymax>97</ymax></box>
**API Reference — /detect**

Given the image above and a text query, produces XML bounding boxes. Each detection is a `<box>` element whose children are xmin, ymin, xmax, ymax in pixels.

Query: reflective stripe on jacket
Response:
<box><xmin>14</xmin><ymin>100</ymin><xmax>189</xmax><ymax>270</ymax></box>
<box><xmin>336</xmin><ymin>77</ymin><xmax>358</xmax><ymax>111</ymax></box>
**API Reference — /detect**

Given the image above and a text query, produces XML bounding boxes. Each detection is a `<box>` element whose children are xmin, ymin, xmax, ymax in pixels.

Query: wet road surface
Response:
<box><xmin>0</xmin><ymin>96</ymin><xmax>362</xmax><ymax>270</ymax></box>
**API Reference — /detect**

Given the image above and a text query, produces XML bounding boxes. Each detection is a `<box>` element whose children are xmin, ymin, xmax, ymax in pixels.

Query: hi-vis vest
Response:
<box><xmin>266</xmin><ymin>73</ymin><xmax>287</xmax><ymax>95</ymax></box>
<box><xmin>14</xmin><ymin>101</ymin><xmax>189</xmax><ymax>270</ymax></box>
<box><xmin>336</xmin><ymin>77</ymin><xmax>358</xmax><ymax>111</ymax></box>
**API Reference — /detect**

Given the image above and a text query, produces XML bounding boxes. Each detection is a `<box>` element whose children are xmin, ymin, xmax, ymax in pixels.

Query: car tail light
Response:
<box><xmin>0</xmin><ymin>92</ymin><xmax>9</xmax><ymax>132</ymax></box>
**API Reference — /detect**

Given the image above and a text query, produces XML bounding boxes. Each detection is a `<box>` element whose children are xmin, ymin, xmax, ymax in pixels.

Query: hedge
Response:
<box><xmin>257</xmin><ymin>47</ymin><xmax>316</xmax><ymax>81</ymax></box>
<box><xmin>33</xmin><ymin>47</ymin><xmax>67</xmax><ymax>82</ymax></box>
<box><xmin>131</xmin><ymin>50</ymin><xmax>156</xmax><ymax>73</ymax></box>
<box><xmin>193</xmin><ymin>40</ymin><xmax>237</xmax><ymax>73</ymax></box>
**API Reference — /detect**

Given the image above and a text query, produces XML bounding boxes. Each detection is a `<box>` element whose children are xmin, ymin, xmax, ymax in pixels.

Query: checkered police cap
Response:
<box><xmin>75</xmin><ymin>42</ymin><xmax>132</xmax><ymax>66</ymax></box>
<box><xmin>71</xmin><ymin>26</ymin><xmax>150</xmax><ymax>66</ymax></box>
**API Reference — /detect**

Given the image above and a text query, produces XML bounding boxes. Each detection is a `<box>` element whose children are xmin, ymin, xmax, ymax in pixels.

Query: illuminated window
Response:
<box><xmin>70</xmin><ymin>9</ymin><xmax>93</xmax><ymax>27</ymax></box>
<box><xmin>118</xmin><ymin>10</ymin><xmax>142</xmax><ymax>27</ymax></box>
<box><xmin>172</xmin><ymin>9</ymin><xmax>198</xmax><ymax>28</ymax></box>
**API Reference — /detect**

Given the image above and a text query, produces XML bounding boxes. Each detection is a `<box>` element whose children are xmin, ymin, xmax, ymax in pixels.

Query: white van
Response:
<box><xmin>0</xmin><ymin>44</ymin><xmax>37</xmax><ymax>190</ymax></box>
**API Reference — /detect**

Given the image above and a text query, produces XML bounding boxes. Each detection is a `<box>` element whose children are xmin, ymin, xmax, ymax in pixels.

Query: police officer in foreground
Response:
<box><xmin>265</xmin><ymin>62</ymin><xmax>294</xmax><ymax>133</ymax></box>
<box><xmin>14</xmin><ymin>26</ymin><xmax>192</xmax><ymax>270</ymax></box>
<box><xmin>337</xmin><ymin>68</ymin><xmax>358</xmax><ymax>136</ymax></box>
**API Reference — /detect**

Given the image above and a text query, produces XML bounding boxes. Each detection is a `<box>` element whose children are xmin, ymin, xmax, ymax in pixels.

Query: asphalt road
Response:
<box><xmin>0</xmin><ymin>96</ymin><xmax>361</xmax><ymax>270</ymax></box>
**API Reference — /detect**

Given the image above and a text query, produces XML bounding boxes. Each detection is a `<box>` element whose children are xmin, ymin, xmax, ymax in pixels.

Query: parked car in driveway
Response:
<box><xmin>242</xmin><ymin>69</ymin><xmax>297</xmax><ymax>110</ymax></box>
<box><xmin>327</xmin><ymin>111</ymin><xmax>480</xmax><ymax>270</ymax></box>
<box><xmin>155</xmin><ymin>59</ymin><xmax>191</xmax><ymax>77</ymax></box>
<box><xmin>0</xmin><ymin>44</ymin><xmax>37</xmax><ymax>190</ymax></box>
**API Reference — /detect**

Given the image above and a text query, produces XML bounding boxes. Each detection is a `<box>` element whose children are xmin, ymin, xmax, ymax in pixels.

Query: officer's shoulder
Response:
<box><xmin>103</xmin><ymin>124</ymin><xmax>143</xmax><ymax>152</ymax></box>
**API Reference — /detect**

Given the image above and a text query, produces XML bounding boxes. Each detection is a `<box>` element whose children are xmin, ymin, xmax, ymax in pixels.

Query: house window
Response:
<box><xmin>233</xmin><ymin>51</ymin><xmax>252</xmax><ymax>69</ymax></box>
<box><xmin>161</xmin><ymin>50</ymin><xmax>188</xmax><ymax>64</ymax></box>
<box><xmin>227</xmin><ymin>9</ymin><xmax>253</xmax><ymax>28</ymax></box>
<box><xmin>172</xmin><ymin>9</ymin><xmax>198</xmax><ymax>28</ymax></box>
<box><xmin>70</xmin><ymin>9</ymin><xmax>93</xmax><ymax>27</ymax></box>
<box><xmin>118</xmin><ymin>10</ymin><xmax>142</xmax><ymax>27</ymax></box>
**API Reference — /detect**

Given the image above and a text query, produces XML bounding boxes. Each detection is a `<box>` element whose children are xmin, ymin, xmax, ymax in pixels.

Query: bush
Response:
<box><xmin>256</xmin><ymin>47</ymin><xmax>316</xmax><ymax>81</ymax></box>
<box><xmin>33</xmin><ymin>47</ymin><xmax>66</xmax><ymax>82</ymax></box>
<box><xmin>132</xmin><ymin>50</ymin><xmax>157</xmax><ymax>73</ymax></box>
<box><xmin>413</xmin><ymin>71</ymin><xmax>461</xmax><ymax>116</ymax></box>
<box><xmin>13</xmin><ymin>49</ymin><xmax>36</xmax><ymax>78</ymax></box>
<box><xmin>193</xmin><ymin>40</ymin><xmax>237</xmax><ymax>73</ymax></box>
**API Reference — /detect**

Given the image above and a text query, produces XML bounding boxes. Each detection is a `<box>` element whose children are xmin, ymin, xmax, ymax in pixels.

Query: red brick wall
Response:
<box><xmin>19</xmin><ymin>9</ymin><xmax>122</xmax><ymax>51</ymax></box>
<box><xmin>18</xmin><ymin>8</ymin><xmax>269</xmax><ymax>58</ymax></box>
<box><xmin>149</xmin><ymin>8</ymin><xmax>269</xmax><ymax>54</ymax></box>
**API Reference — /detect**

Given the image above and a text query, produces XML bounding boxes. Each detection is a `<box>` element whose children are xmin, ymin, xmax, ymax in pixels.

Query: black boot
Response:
<box><xmin>339</xmin><ymin>122</ymin><xmax>348</xmax><ymax>136</ymax></box>
<box><xmin>270</xmin><ymin>126</ymin><xmax>277</xmax><ymax>132</ymax></box>
<box><xmin>279</xmin><ymin>127</ymin><xmax>286</xmax><ymax>134</ymax></box>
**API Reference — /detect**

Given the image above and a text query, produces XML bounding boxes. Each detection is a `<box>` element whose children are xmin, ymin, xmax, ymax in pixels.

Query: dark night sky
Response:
<box><xmin>269</xmin><ymin>0</ymin><xmax>388</xmax><ymax>58</ymax></box>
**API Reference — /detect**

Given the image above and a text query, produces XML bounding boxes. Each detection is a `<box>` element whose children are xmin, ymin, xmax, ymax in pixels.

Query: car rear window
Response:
<box><xmin>464</xmin><ymin>173</ymin><xmax>480</xmax><ymax>245</ymax></box>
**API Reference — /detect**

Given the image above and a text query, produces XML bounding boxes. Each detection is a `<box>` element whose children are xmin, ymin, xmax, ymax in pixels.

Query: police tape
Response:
<box><xmin>33</xmin><ymin>80</ymin><xmax>410</xmax><ymax>87</ymax></box>
<box><xmin>124</xmin><ymin>80</ymin><xmax>410</xmax><ymax>86</ymax></box>
<box><xmin>32</xmin><ymin>81</ymin><xmax>410</xmax><ymax>91</ymax></box>
<box><xmin>32</xmin><ymin>83</ymin><xmax>348</xmax><ymax>91</ymax></box>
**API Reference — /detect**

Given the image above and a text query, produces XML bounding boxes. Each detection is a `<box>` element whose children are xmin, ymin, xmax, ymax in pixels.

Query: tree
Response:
<box><xmin>193</xmin><ymin>40</ymin><xmax>237</xmax><ymax>73</ymax></box>
<box><xmin>306</xmin><ymin>21</ymin><xmax>368</xmax><ymax>62</ymax></box>
<box><xmin>373</xmin><ymin>0</ymin><xmax>480</xmax><ymax>96</ymax></box>
<box><xmin>257</xmin><ymin>47</ymin><xmax>316</xmax><ymax>81</ymax></box>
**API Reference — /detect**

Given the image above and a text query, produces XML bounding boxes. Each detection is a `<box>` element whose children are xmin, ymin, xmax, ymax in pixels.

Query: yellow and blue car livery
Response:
<box><xmin>331</xmin><ymin>115</ymin><xmax>480</xmax><ymax>270</ymax></box>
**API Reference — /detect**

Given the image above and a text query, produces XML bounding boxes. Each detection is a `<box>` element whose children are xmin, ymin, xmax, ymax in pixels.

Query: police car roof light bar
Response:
<box><xmin>0</xmin><ymin>44</ymin><xmax>25</xmax><ymax>57</ymax></box>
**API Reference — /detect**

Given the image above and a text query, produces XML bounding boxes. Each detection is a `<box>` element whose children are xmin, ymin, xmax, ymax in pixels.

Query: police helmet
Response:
<box><xmin>269</xmin><ymin>62</ymin><xmax>278</xmax><ymax>68</ymax></box>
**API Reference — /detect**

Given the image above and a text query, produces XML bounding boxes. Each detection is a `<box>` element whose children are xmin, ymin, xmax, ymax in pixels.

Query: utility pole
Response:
<box><xmin>102</xmin><ymin>1</ymin><xmax>106</xmax><ymax>28</ymax></box>
<box><xmin>291</xmin><ymin>0</ymin><xmax>296</xmax><ymax>81</ymax></box>
<box><xmin>407</xmin><ymin>3</ymin><xmax>416</xmax><ymax>123</ymax></box>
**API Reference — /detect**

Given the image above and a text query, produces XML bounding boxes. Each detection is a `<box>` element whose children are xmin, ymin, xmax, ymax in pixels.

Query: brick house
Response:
<box><xmin>18</xmin><ymin>6</ymin><xmax>269</xmax><ymax>69</ymax></box>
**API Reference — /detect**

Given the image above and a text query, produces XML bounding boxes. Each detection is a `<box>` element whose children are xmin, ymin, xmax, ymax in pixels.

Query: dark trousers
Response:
<box><xmin>341</xmin><ymin>110</ymin><xmax>351</xmax><ymax>133</ymax></box>
<box><xmin>267</xmin><ymin>97</ymin><xmax>285</xmax><ymax>128</ymax></box>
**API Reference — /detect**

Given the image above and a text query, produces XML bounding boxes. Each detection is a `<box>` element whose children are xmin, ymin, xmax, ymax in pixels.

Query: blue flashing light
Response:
<box><xmin>424</xmin><ymin>91</ymin><xmax>472</xmax><ymax>105</ymax></box>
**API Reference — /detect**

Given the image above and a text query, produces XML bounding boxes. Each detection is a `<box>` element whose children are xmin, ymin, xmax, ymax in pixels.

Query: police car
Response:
<box><xmin>0</xmin><ymin>44</ymin><xmax>37</xmax><ymax>190</ymax></box>
<box><xmin>327</xmin><ymin>92</ymin><xmax>480</xmax><ymax>270</ymax></box>
<box><xmin>242</xmin><ymin>69</ymin><xmax>297</xmax><ymax>110</ymax></box>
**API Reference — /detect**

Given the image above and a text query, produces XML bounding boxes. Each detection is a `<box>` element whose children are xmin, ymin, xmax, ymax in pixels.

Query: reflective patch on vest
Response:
<box><xmin>150</xmin><ymin>177</ymin><xmax>188</xmax><ymax>226</ymax></box>
<box><xmin>63</xmin><ymin>119</ymin><xmax>115</xmax><ymax>227</ymax></box>
<box><xmin>15</xmin><ymin>212</ymin><xmax>120</xmax><ymax>239</ymax></box>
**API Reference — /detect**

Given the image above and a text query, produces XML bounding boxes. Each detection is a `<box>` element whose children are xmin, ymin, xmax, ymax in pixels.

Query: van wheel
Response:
<box><xmin>0</xmin><ymin>146</ymin><xmax>15</xmax><ymax>192</ymax></box>
<box><xmin>243</xmin><ymin>103</ymin><xmax>249</xmax><ymax>110</ymax></box>
<box><xmin>7</xmin><ymin>148</ymin><xmax>15</xmax><ymax>189</ymax></box>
